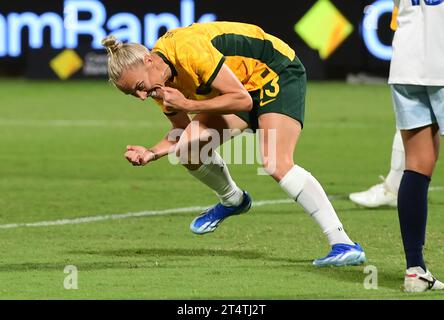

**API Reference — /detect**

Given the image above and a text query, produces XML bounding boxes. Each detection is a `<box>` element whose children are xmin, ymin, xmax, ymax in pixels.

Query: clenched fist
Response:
<box><xmin>124</xmin><ymin>145</ymin><xmax>156</xmax><ymax>166</ymax></box>
<box><xmin>156</xmin><ymin>87</ymin><xmax>195</xmax><ymax>113</ymax></box>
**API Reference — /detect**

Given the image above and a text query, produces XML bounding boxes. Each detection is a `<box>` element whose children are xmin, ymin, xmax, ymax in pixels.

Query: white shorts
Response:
<box><xmin>391</xmin><ymin>84</ymin><xmax>444</xmax><ymax>135</ymax></box>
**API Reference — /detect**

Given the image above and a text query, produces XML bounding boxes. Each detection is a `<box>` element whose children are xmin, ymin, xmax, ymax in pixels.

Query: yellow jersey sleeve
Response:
<box><xmin>174</xmin><ymin>34</ymin><xmax>226</xmax><ymax>88</ymax></box>
<box><xmin>391</xmin><ymin>6</ymin><xmax>399</xmax><ymax>31</ymax></box>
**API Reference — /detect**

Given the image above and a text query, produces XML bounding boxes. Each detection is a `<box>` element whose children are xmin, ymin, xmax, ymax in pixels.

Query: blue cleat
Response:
<box><xmin>190</xmin><ymin>191</ymin><xmax>252</xmax><ymax>235</ymax></box>
<box><xmin>313</xmin><ymin>243</ymin><xmax>366</xmax><ymax>267</ymax></box>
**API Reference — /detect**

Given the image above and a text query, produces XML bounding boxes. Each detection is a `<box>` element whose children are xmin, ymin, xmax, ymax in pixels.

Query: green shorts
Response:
<box><xmin>235</xmin><ymin>57</ymin><xmax>306</xmax><ymax>131</ymax></box>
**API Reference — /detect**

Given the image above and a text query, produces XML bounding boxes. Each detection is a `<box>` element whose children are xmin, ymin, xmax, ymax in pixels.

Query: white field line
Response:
<box><xmin>0</xmin><ymin>188</ymin><xmax>442</xmax><ymax>230</ymax></box>
<box><xmin>0</xmin><ymin>199</ymin><xmax>294</xmax><ymax>230</ymax></box>
<box><xmin>0</xmin><ymin>119</ymin><xmax>384</xmax><ymax>129</ymax></box>
<box><xmin>0</xmin><ymin>119</ymin><xmax>162</xmax><ymax>128</ymax></box>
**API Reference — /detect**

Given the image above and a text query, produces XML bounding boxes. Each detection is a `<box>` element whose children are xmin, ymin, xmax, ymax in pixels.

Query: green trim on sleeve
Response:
<box><xmin>211</xmin><ymin>34</ymin><xmax>293</xmax><ymax>74</ymax></box>
<box><xmin>195</xmin><ymin>56</ymin><xmax>226</xmax><ymax>96</ymax></box>
<box><xmin>206</xmin><ymin>56</ymin><xmax>226</xmax><ymax>88</ymax></box>
<box><xmin>153</xmin><ymin>52</ymin><xmax>178</xmax><ymax>78</ymax></box>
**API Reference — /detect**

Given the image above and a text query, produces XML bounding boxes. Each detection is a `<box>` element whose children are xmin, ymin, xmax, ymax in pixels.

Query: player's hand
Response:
<box><xmin>124</xmin><ymin>145</ymin><xmax>156</xmax><ymax>166</ymax></box>
<box><xmin>157</xmin><ymin>87</ymin><xmax>195</xmax><ymax>113</ymax></box>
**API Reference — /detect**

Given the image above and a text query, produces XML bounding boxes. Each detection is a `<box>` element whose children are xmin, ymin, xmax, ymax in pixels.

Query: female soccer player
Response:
<box><xmin>102</xmin><ymin>21</ymin><xmax>365</xmax><ymax>266</ymax></box>
<box><xmin>389</xmin><ymin>0</ymin><xmax>444</xmax><ymax>292</ymax></box>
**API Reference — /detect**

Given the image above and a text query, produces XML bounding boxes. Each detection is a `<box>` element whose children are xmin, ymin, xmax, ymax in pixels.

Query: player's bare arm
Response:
<box><xmin>159</xmin><ymin>64</ymin><xmax>253</xmax><ymax>114</ymax></box>
<box><xmin>124</xmin><ymin>111</ymin><xmax>191</xmax><ymax>166</ymax></box>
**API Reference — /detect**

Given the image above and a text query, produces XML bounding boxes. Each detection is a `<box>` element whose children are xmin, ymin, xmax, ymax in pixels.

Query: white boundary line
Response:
<box><xmin>0</xmin><ymin>119</ymin><xmax>387</xmax><ymax>129</ymax></box>
<box><xmin>0</xmin><ymin>119</ymin><xmax>162</xmax><ymax>128</ymax></box>
<box><xmin>1</xmin><ymin>187</ymin><xmax>442</xmax><ymax>230</ymax></box>
<box><xmin>0</xmin><ymin>199</ymin><xmax>293</xmax><ymax>230</ymax></box>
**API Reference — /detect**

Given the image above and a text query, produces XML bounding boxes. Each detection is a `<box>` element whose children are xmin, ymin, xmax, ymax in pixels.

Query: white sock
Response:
<box><xmin>279</xmin><ymin>165</ymin><xmax>354</xmax><ymax>246</ymax></box>
<box><xmin>385</xmin><ymin>130</ymin><xmax>405</xmax><ymax>194</ymax></box>
<box><xmin>187</xmin><ymin>151</ymin><xmax>244</xmax><ymax>207</ymax></box>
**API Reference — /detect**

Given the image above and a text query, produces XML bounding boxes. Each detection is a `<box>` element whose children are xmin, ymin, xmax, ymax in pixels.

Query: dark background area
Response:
<box><xmin>0</xmin><ymin>0</ymin><xmax>393</xmax><ymax>79</ymax></box>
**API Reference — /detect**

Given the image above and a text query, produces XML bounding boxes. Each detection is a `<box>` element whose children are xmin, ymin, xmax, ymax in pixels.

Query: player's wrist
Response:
<box><xmin>184</xmin><ymin>99</ymin><xmax>199</xmax><ymax>113</ymax></box>
<box><xmin>144</xmin><ymin>149</ymin><xmax>158</xmax><ymax>161</ymax></box>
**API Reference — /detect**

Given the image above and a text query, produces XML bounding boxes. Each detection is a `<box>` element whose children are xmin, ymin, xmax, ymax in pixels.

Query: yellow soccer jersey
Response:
<box><xmin>152</xmin><ymin>21</ymin><xmax>296</xmax><ymax>113</ymax></box>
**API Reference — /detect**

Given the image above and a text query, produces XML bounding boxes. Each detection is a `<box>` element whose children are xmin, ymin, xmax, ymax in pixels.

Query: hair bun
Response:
<box><xmin>102</xmin><ymin>35</ymin><xmax>122</xmax><ymax>54</ymax></box>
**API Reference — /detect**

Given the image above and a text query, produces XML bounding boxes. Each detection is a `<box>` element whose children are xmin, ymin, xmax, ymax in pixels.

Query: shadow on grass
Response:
<box><xmin>0</xmin><ymin>247</ymin><xmax>403</xmax><ymax>291</ymax></box>
<box><xmin>0</xmin><ymin>261</ymin><xmax>135</xmax><ymax>272</ymax></box>
<box><xmin>85</xmin><ymin>248</ymin><xmax>403</xmax><ymax>291</ymax></box>
<box><xmin>290</xmin><ymin>263</ymin><xmax>404</xmax><ymax>292</ymax></box>
<box><xmin>69</xmin><ymin>248</ymin><xmax>265</xmax><ymax>260</ymax></box>
<box><xmin>0</xmin><ymin>248</ymin><xmax>265</xmax><ymax>273</ymax></box>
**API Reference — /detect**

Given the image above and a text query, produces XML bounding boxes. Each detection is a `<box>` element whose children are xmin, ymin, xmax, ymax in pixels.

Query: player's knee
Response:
<box><xmin>407</xmin><ymin>160</ymin><xmax>437</xmax><ymax>177</ymax></box>
<box><xmin>262</xmin><ymin>157</ymin><xmax>294</xmax><ymax>181</ymax></box>
<box><xmin>407</xmin><ymin>152</ymin><xmax>438</xmax><ymax>176</ymax></box>
<box><xmin>175</xmin><ymin>140</ymin><xmax>203</xmax><ymax>166</ymax></box>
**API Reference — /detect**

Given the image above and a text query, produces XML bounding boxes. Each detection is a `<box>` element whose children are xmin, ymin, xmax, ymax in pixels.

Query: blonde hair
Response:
<box><xmin>101</xmin><ymin>35</ymin><xmax>150</xmax><ymax>85</ymax></box>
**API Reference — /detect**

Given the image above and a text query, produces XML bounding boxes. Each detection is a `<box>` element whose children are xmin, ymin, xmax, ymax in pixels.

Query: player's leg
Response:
<box><xmin>393</xmin><ymin>84</ymin><xmax>444</xmax><ymax>292</ymax></box>
<box><xmin>385</xmin><ymin>130</ymin><xmax>405</xmax><ymax>194</ymax></box>
<box><xmin>348</xmin><ymin>130</ymin><xmax>404</xmax><ymax>208</ymax></box>
<box><xmin>175</xmin><ymin>113</ymin><xmax>252</xmax><ymax>234</ymax></box>
<box><xmin>177</xmin><ymin>113</ymin><xmax>246</xmax><ymax>206</ymax></box>
<box><xmin>258</xmin><ymin>112</ymin><xmax>365</xmax><ymax>267</ymax></box>
<box><xmin>399</xmin><ymin>124</ymin><xmax>443</xmax><ymax>291</ymax></box>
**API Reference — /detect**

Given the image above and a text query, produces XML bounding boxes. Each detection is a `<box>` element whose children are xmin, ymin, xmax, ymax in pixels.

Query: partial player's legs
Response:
<box><xmin>258</xmin><ymin>113</ymin><xmax>365</xmax><ymax>267</ymax></box>
<box><xmin>386</xmin><ymin>130</ymin><xmax>405</xmax><ymax>194</ymax></box>
<box><xmin>349</xmin><ymin>130</ymin><xmax>404</xmax><ymax>208</ymax></box>
<box><xmin>392</xmin><ymin>84</ymin><xmax>444</xmax><ymax>292</ymax></box>
<box><xmin>175</xmin><ymin>114</ymin><xmax>252</xmax><ymax>234</ymax></box>
<box><xmin>399</xmin><ymin>125</ymin><xmax>444</xmax><ymax>292</ymax></box>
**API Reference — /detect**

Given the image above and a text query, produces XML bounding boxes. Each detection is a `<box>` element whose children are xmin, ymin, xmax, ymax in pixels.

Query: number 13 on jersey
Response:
<box><xmin>259</xmin><ymin>77</ymin><xmax>280</xmax><ymax>107</ymax></box>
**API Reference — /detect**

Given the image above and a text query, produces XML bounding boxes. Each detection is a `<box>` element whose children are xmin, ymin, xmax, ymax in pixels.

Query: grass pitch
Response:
<box><xmin>0</xmin><ymin>79</ymin><xmax>443</xmax><ymax>300</ymax></box>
